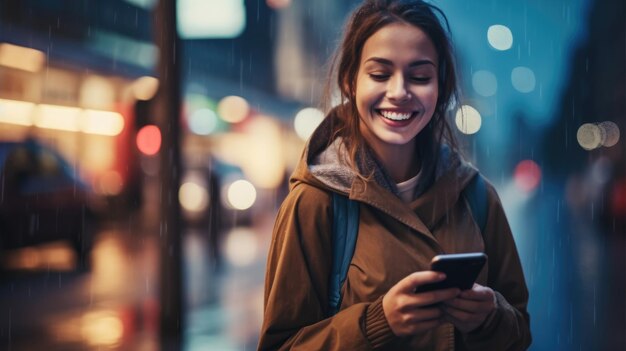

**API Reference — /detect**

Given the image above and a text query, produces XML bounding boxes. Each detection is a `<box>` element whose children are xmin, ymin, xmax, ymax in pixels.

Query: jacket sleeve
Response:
<box><xmin>461</xmin><ymin>182</ymin><xmax>532</xmax><ymax>350</ymax></box>
<box><xmin>258</xmin><ymin>184</ymin><xmax>391</xmax><ymax>350</ymax></box>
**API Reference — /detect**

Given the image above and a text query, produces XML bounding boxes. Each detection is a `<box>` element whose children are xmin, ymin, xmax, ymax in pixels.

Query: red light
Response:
<box><xmin>514</xmin><ymin>160</ymin><xmax>541</xmax><ymax>192</ymax></box>
<box><xmin>136</xmin><ymin>125</ymin><xmax>161</xmax><ymax>156</ymax></box>
<box><xmin>266</xmin><ymin>0</ymin><xmax>291</xmax><ymax>9</ymax></box>
<box><xmin>612</xmin><ymin>179</ymin><xmax>626</xmax><ymax>216</ymax></box>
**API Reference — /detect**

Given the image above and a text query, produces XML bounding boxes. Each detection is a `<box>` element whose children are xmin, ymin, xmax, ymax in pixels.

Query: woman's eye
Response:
<box><xmin>369</xmin><ymin>74</ymin><xmax>389</xmax><ymax>81</ymax></box>
<box><xmin>410</xmin><ymin>77</ymin><xmax>432</xmax><ymax>83</ymax></box>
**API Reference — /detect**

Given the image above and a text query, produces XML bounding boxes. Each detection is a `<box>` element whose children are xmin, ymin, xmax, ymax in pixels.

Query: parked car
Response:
<box><xmin>0</xmin><ymin>139</ymin><xmax>100</xmax><ymax>270</ymax></box>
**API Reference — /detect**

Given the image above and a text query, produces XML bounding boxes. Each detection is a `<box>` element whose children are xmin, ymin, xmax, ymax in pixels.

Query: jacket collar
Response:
<box><xmin>291</xmin><ymin>106</ymin><xmax>478</xmax><ymax>245</ymax></box>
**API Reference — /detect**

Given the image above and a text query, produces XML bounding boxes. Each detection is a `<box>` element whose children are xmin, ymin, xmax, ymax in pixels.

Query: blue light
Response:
<box><xmin>189</xmin><ymin>108</ymin><xmax>218</xmax><ymax>135</ymax></box>
<box><xmin>177</xmin><ymin>0</ymin><xmax>246</xmax><ymax>39</ymax></box>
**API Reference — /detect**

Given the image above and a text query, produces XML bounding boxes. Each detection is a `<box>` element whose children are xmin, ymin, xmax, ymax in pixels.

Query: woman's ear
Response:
<box><xmin>341</xmin><ymin>79</ymin><xmax>350</xmax><ymax>98</ymax></box>
<box><xmin>341</xmin><ymin>78</ymin><xmax>353</xmax><ymax>101</ymax></box>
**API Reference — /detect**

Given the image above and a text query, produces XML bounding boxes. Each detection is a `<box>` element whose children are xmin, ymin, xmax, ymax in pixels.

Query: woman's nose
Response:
<box><xmin>386</xmin><ymin>75</ymin><xmax>410</xmax><ymax>101</ymax></box>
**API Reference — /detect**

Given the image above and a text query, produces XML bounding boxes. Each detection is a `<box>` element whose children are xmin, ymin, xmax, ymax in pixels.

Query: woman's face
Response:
<box><xmin>355</xmin><ymin>22</ymin><xmax>439</xmax><ymax>155</ymax></box>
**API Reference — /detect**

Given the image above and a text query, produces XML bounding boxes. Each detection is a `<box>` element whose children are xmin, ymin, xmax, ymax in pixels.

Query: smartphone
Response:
<box><xmin>414</xmin><ymin>253</ymin><xmax>487</xmax><ymax>293</ymax></box>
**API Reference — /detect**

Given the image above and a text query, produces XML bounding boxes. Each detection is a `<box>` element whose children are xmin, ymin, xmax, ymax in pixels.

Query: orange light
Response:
<box><xmin>266</xmin><ymin>0</ymin><xmax>291</xmax><ymax>9</ymax></box>
<box><xmin>217</xmin><ymin>95</ymin><xmax>250</xmax><ymax>123</ymax></box>
<box><xmin>514</xmin><ymin>160</ymin><xmax>541</xmax><ymax>192</ymax></box>
<box><xmin>136</xmin><ymin>125</ymin><xmax>161</xmax><ymax>156</ymax></box>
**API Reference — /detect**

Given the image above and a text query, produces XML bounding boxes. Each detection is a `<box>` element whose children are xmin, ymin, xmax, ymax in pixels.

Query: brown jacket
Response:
<box><xmin>259</xmin><ymin>116</ymin><xmax>531</xmax><ymax>350</ymax></box>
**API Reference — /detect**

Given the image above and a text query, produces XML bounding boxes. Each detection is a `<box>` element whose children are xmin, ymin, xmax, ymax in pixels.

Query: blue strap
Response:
<box><xmin>462</xmin><ymin>173</ymin><xmax>488</xmax><ymax>234</ymax></box>
<box><xmin>329</xmin><ymin>192</ymin><xmax>360</xmax><ymax>316</ymax></box>
<box><xmin>328</xmin><ymin>174</ymin><xmax>486</xmax><ymax>316</ymax></box>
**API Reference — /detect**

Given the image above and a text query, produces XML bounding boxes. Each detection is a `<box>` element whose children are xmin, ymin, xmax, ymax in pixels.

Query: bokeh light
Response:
<box><xmin>0</xmin><ymin>99</ymin><xmax>124</xmax><ymax>135</ymax></box>
<box><xmin>189</xmin><ymin>108</ymin><xmax>218</xmax><ymax>135</ymax></box>
<box><xmin>3</xmin><ymin>243</ymin><xmax>75</xmax><ymax>271</ymax></box>
<box><xmin>514</xmin><ymin>160</ymin><xmax>542</xmax><ymax>192</ymax></box>
<box><xmin>487</xmin><ymin>24</ymin><xmax>513</xmax><ymax>51</ymax></box>
<box><xmin>179</xmin><ymin>181</ymin><xmax>209</xmax><ymax>212</ymax></box>
<box><xmin>99</xmin><ymin>170</ymin><xmax>124</xmax><ymax>195</ymax></box>
<box><xmin>294</xmin><ymin>107</ymin><xmax>325</xmax><ymax>140</ymax></box>
<box><xmin>227</xmin><ymin>179</ymin><xmax>257</xmax><ymax>210</ymax></box>
<box><xmin>577</xmin><ymin>123</ymin><xmax>603</xmax><ymax>150</ymax></box>
<box><xmin>217</xmin><ymin>95</ymin><xmax>250</xmax><ymax>123</ymax></box>
<box><xmin>0</xmin><ymin>43</ymin><xmax>45</xmax><ymax>72</ymax></box>
<box><xmin>224</xmin><ymin>228</ymin><xmax>258</xmax><ymax>267</ymax></box>
<box><xmin>81</xmin><ymin>310</ymin><xmax>124</xmax><ymax>347</ymax></box>
<box><xmin>598</xmin><ymin>121</ymin><xmax>620</xmax><ymax>147</ymax></box>
<box><xmin>82</xmin><ymin>110</ymin><xmax>125</xmax><ymax>136</ymax></box>
<box><xmin>455</xmin><ymin>105</ymin><xmax>482</xmax><ymax>135</ymax></box>
<box><xmin>472</xmin><ymin>70</ymin><xmax>498</xmax><ymax>97</ymax></box>
<box><xmin>266</xmin><ymin>0</ymin><xmax>291</xmax><ymax>9</ymax></box>
<box><xmin>612</xmin><ymin>179</ymin><xmax>626</xmax><ymax>217</ymax></box>
<box><xmin>0</xmin><ymin>98</ymin><xmax>35</xmax><ymax>126</ymax></box>
<box><xmin>34</xmin><ymin>104</ymin><xmax>82</xmax><ymax>132</ymax></box>
<box><xmin>132</xmin><ymin>76</ymin><xmax>159</xmax><ymax>101</ymax></box>
<box><xmin>511</xmin><ymin>66</ymin><xmax>536</xmax><ymax>93</ymax></box>
<box><xmin>242</xmin><ymin>116</ymin><xmax>286</xmax><ymax>188</ymax></box>
<box><xmin>136</xmin><ymin>125</ymin><xmax>161</xmax><ymax>156</ymax></box>
<box><xmin>177</xmin><ymin>0</ymin><xmax>246</xmax><ymax>39</ymax></box>
<box><xmin>80</xmin><ymin>75</ymin><xmax>115</xmax><ymax>110</ymax></box>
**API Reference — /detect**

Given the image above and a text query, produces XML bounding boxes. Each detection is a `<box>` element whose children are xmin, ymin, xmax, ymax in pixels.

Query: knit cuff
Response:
<box><xmin>365</xmin><ymin>295</ymin><xmax>395</xmax><ymax>348</ymax></box>
<box><xmin>467</xmin><ymin>291</ymin><xmax>503</xmax><ymax>338</ymax></box>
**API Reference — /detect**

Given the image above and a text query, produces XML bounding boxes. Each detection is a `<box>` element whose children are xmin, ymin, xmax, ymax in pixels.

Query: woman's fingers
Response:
<box><xmin>384</xmin><ymin>271</ymin><xmax>462</xmax><ymax>336</ymax></box>
<box><xmin>395</xmin><ymin>271</ymin><xmax>460</xmax><ymax>307</ymax></box>
<box><xmin>440</xmin><ymin>285</ymin><xmax>498</xmax><ymax>333</ymax></box>
<box><xmin>395</xmin><ymin>287</ymin><xmax>459</xmax><ymax>312</ymax></box>
<box><xmin>396</xmin><ymin>271</ymin><xmax>446</xmax><ymax>294</ymax></box>
<box><xmin>459</xmin><ymin>284</ymin><xmax>494</xmax><ymax>300</ymax></box>
<box><xmin>416</xmin><ymin>287</ymin><xmax>460</xmax><ymax>306</ymax></box>
<box><xmin>443</xmin><ymin>305</ymin><xmax>474</xmax><ymax>322</ymax></box>
<box><xmin>405</xmin><ymin>306</ymin><xmax>443</xmax><ymax>321</ymax></box>
<box><xmin>443</xmin><ymin>296</ymin><xmax>490</xmax><ymax>314</ymax></box>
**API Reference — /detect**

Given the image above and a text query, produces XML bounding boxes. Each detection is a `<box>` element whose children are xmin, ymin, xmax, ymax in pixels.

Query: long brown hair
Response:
<box><xmin>323</xmin><ymin>0</ymin><xmax>461</xmax><ymax>178</ymax></box>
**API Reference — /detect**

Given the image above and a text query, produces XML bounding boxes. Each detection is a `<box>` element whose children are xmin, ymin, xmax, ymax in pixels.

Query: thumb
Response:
<box><xmin>395</xmin><ymin>271</ymin><xmax>446</xmax><ymax>293</ymax></box>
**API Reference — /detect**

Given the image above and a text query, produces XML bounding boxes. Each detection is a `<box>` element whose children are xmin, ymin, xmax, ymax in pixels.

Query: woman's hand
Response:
<box><xmin>382</xmin><ymin>271</ymin><xmax>460</xmax><ymax>336</ymax></box>
<box><xmin>441</xmin><ymin>283</ymin><xmax>497</xmax><ymax>333</ymax></box>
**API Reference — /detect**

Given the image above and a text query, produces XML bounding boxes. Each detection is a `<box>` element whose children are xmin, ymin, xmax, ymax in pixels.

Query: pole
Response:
<box><xmin>154</xmin><ymin>0</ymin><xmax>183</xmax><ymax>349</ymax></box>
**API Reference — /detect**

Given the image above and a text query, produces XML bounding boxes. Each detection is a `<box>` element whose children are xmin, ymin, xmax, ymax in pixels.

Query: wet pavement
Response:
<box><xmin>0</xmin><ymin>221</ymin><xmax>160</xmax><ymax>351</ymax></box>
<box><xmin>0</xmin><ymin>208</ymin><xmax>272</xmax><ymax>351</ymax></box>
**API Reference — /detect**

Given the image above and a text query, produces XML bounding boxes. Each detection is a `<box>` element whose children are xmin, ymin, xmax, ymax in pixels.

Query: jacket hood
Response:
<box><xmin>290</xmin><ymin>107</ymin><xmax>478</xmax><ymax>238</ymax></box>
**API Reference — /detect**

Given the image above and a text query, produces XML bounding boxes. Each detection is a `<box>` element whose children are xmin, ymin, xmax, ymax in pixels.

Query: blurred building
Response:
<box><xmin>542</xmin><ymin>0</ymin><xmax>625</xmax><ymax>231</ymax></box>
<box><xmin>0</xmin><ymin>0</ymin><xmax>157</xmax><ymax>212</ymax></box>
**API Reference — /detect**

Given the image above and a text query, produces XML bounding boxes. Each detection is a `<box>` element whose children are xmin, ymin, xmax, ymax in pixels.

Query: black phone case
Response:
<box><xmin>414</xmin><ymin>253</ymin><xmax>487</xmax><ymax>293</ymax></box>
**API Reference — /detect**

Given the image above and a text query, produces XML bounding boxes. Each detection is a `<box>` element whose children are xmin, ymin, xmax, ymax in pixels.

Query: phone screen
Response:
<box><xmin>414</xmin><ymin>253</ymin><xmax>487</xmax><ymax>293</ymax></box>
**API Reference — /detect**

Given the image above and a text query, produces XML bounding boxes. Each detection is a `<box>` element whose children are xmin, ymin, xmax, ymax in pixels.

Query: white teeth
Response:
<box><xmin>379</xmin><ymin>110</ymin><xmax>413</xmax><ymax>121</ymax></box>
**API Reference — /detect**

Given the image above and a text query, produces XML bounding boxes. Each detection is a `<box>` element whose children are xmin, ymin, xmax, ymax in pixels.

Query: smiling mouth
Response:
<box><xmin>376</xmin><ymin>109</ymin><xmax>417</xmax><ymax>121</ymax></box>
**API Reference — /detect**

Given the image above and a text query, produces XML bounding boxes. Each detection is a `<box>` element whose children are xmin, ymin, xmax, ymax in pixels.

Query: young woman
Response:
<box><xmin>258</xmin><ymin>0</ymin><xmax>531</xmax><ymax>349</ymax></box>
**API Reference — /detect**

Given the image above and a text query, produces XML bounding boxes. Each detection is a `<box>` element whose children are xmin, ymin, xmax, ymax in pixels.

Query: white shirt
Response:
<box><xmin>396</xmin><ymin>172</ymin><xmax>421</xmax><ymax>202</ymax></box>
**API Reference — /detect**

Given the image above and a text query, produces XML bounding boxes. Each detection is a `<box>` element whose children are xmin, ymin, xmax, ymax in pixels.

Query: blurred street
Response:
<box><xmin>0</xmin><ymin>0</ymin><xmax>624</xmax><ymax>350</ymax></box>
<box><xmin>0</xmin><ymin>217</ymin><xmax>160</xmax><ymax>351</ymax></box>
<box><xmin>0</xmin><ymin>208</ymin><xmax>274</xmax><ymax>351</ymax></box>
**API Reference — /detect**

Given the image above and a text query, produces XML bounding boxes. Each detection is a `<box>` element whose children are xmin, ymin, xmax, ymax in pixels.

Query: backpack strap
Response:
<box><xmin>462</xmin><ymin>173</ymin><xmax>488</xmax><ymax>234</ymax></box>
<box><xmin>327</xmin><ymin>174</ymin><xmax>487</xmax><ymax>316</ymax></box>
<box><xmin>328</xmin><ymin>192</ymin><xmax>360</xmax><ymax>316</ymax></box>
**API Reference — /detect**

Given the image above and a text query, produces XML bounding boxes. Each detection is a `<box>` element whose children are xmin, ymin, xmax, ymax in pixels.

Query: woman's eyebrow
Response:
<box><xmin>364</xmin><ymin>57</ymin><xmax>436</xmax><ymax>67</ymax></box>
